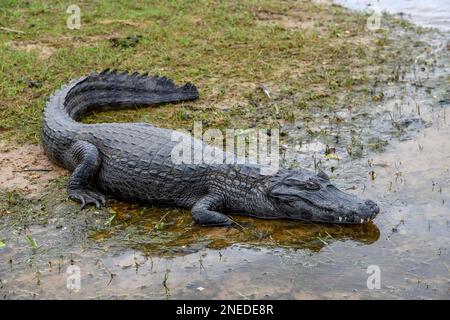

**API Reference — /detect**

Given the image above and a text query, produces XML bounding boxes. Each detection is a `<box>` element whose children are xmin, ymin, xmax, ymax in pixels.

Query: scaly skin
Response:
<box><xmin>41</xmin><ymin>70</ymin><xmax>380</xmax><ymax>226</ymax></box>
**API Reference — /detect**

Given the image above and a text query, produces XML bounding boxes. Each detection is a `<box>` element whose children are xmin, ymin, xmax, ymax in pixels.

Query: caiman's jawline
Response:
<box><xmin>41</xmin><ymin>70</ymin><xmax>380</xmax><ymax>227</ymax></box>
<box><xmin>275</xmin><ymin>197</ymin><xmax>378</xmax><ymax>224</ymax></box>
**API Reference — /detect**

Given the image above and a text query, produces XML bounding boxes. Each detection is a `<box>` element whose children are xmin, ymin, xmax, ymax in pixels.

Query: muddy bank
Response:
<box><xmin>0</xmin><ymin>143</ymin><xmax>68</xmax><ymax>197</ymax></box>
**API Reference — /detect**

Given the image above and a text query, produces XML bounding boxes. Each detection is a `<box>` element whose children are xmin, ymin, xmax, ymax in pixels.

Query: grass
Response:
<box><xmin>0</xmin><ymin>0</ymin><xmax>418</xmax><ymax>144</ymax></box>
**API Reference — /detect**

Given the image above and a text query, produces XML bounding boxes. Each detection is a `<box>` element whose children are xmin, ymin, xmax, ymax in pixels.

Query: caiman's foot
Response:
<box><xmin>191</xmin><ymin>194</ymin><xmax>235</xmax><ymax>227</ymax></box>
<box><xmin>69</xmin><ymin>188</ymin><xmax>106</xmax><ymax>209</ymax></box>
<box><xmin>192</xmin><ymin>209</ymin><xmax>234</xmax><ymax>227</ymax></box>
<box><xmin>66</xmin><ymin>141</ymin><xmax>105</xmax><ymax>209</ymax></box>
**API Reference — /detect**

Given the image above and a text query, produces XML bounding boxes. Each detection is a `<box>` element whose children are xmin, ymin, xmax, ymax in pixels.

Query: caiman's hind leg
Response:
<box><xmin>66</xmin><ymin>141</ymin><xmax>106</xmax><ymax>209</ymax></box>
<box><xmin>191</xmin><ymin>194</ymin><xmax>233</xmax><ymax>227</ymax></box>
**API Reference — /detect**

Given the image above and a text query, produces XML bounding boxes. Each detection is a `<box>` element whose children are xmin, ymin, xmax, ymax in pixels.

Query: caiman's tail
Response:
<box><xmin>41</xmin><ymin>70</ymin><xmax>199</xmax><ymax>164</ymax></box>
<box><xmin>44</xmin><ymin>69</ymin><xmax>199</xmax><ymax>122</ymax></box>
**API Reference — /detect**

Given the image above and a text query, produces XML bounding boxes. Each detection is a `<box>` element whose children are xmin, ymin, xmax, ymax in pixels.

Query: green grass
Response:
<box><xmin>0</xmin><ymin>0</ymin><xmax>417</xmax><ymax>144</ymax></box>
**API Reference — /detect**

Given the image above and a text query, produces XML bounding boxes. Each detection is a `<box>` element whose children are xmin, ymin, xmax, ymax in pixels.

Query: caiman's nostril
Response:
<box><xmin>364</xmin><ymin>199</ymin><xmax>380</xmax><ymax>214</ymax></box>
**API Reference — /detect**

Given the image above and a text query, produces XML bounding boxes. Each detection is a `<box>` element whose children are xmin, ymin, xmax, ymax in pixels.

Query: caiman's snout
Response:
<box><xmin>330</xmin><ymin>199</ymin><xmax>380</xmax><ymax>224</ymax></box>
<box><xmin>363</xmin><ymin>199</ymin><xmax>380</xmax><ymax>216</ymax></box>
<box><xmin>267</xmin><ymin>169</ymin><xmax>381</xmax><ymax>225</ymax></box>
<box><xmin>354</xmin><ymin>199</ymin><xmax>380</xmax><ymax>223</ymax></box>
<box><xmin>331</xmin><ymin>199</ymin><xmax>380</xmax><ymax>224</ymax></box>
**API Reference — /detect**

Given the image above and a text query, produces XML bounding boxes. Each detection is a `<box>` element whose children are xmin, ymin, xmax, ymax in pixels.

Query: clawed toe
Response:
<box><xmin>69</xmin><ymin>189</ymin><xmax>106</xmax><ymax>209</ymax></box>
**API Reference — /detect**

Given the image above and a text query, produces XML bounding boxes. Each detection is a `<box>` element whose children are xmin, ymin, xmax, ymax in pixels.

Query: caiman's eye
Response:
<box><xmin>305</xmin><ymin>181</ymin><xmax>320</xmax><ymax>191</ymax></box>
<box><xmin>283</xmin><ymin>176</ymin><xmax>320</xmax><ymax>191</ymax></box>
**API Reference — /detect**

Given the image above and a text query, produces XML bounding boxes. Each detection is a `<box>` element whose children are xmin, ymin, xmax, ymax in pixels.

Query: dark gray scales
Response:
<box><xmin>41</xmin><ymin>71</ymin><xmax>379</xmax><ymax>226</ymax></box>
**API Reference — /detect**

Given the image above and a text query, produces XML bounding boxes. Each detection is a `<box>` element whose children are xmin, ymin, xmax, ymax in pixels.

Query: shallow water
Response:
<box><xmin>1</xmin><ymin>5</ymin><xmax>449</xmax><ymax>299</ymax></box>
<box><xmin>335</xmin><ymin>0</ymin><xmax>450</xmax><ymax>31</ymax></box>
<box><xmin>2</xmin><ymin>122</ymin><xmax>449</xmax><ymax>299</ymax></box>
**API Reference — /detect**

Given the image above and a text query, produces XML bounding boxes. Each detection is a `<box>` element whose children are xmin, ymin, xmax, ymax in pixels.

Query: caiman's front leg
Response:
<box><xmin>67</xmin><ymin>141</ymin><xmax>105</xmax><ymax>209</ymax></box>
<box><xmin>191</xmin><ymin>194</ymin><xmax>232</xmax><ymax>227</ymax></box>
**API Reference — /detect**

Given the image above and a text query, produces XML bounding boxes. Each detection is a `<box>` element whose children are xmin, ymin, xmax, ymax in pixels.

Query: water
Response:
<box><xmin>335</xmin><ymin>0</ymin><xmax>450</xmax><ymax>31</ymax></box>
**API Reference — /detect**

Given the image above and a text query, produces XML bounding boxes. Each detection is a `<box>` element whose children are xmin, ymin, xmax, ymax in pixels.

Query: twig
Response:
<box><xmin>284</xmin><ymin>230</ymin><xmax>295</xmax><ymax>236</ymax></box>
<box><xmin>157</xmin><ymin>212</ymin><xmax>170</xmax><ymax>223</ymax></box>
<box><xmin>95</xmin><ymin>259</ymin><xmax>116</xmax><ymax>286</ymax></box>
<box><xmin>324</xmin><ymin>231</ymin><xmax>335</xmax><ymax>240</ymax></box>
<box><xmin>316</xmin><ymin>236</ymin><xmax>335</xmax><ymax>252</ymax></box>
<box><xmin>227</xmin><ymin>216</ymin><xmax>246</xmax><ymax>231</ymax></box>
<box><xmin>0</xmin><ymin>27</ymin><xmax>25</xmax><ymax>34</ymax></box>
<box><xmin>259</xmin><ymin>83</ymin><xmax>271</xmax><ymax>99</ymax></box>
<box><xmin>13</xmin><ymin>168</ymin><xmax>52</xmax><ymax>172</ymax></box>
<box><xmin>444</xmin><ymin>262</ymin><xmax>450</xmax><ymax>274</ymax></box>
<box><xmin>405</xmin><ymin>272</ymin><xmax>423</xmax><ymax>280</ymax></box>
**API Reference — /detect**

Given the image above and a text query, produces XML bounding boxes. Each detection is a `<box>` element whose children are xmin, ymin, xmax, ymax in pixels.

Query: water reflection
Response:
<box><xmin>93</xmin><ymin>201</ymin><xmax>380</xmax><ymax>256</ymax></box>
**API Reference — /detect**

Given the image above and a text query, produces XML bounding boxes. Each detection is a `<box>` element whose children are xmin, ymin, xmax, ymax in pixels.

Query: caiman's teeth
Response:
<box><xmin>339</xmin><ymin>216</ymin><xmax>343</xmax><ymax>222</ymax></box>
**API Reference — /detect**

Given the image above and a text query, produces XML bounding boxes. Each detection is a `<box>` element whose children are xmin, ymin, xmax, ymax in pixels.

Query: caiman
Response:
<box><xmin>41</xmin><ymin>70</ymin><xmax>380</xmax><ymax>226</ymax></box>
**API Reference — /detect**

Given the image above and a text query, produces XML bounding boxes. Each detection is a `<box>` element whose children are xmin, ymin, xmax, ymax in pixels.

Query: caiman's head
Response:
<box><xmin>265</xmin><ymin>169</ymin><xmax>379</xmax><ymax>224</ymax></box>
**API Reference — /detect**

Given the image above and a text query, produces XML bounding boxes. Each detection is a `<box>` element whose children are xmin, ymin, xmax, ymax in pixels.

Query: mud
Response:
<box><xmin>6</xmin><ymin>42</ymin><xmax>56</xmax><ymax>60</ymax></box>
<box><xmin>0</xmin><ymin>143</ymin><xmax>68</xmax><ymax>197</ymax></box>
